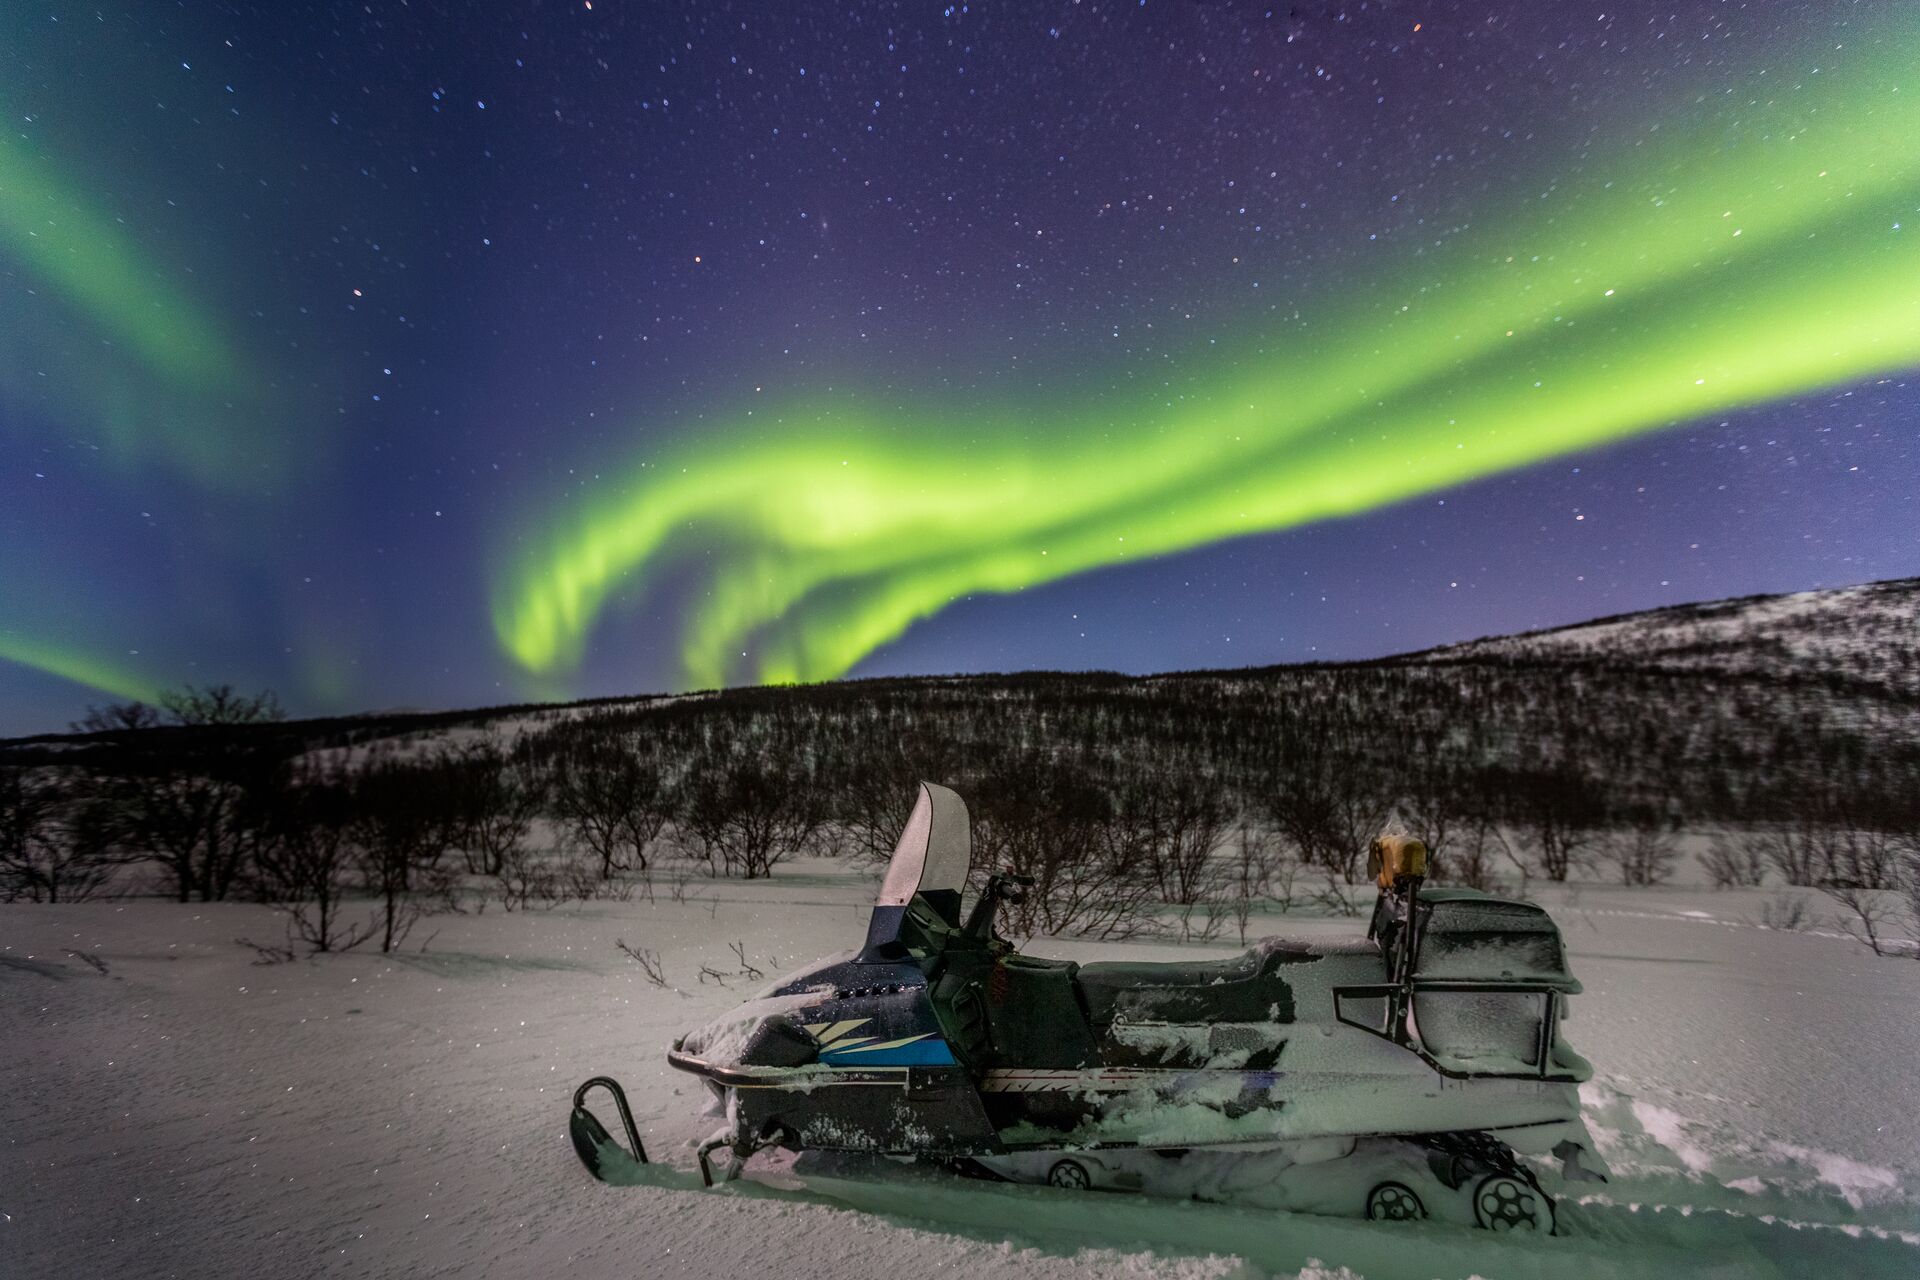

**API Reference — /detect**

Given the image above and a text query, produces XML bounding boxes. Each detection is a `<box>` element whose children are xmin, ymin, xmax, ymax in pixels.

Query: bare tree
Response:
<box><xmin>679</xmin><ymin>752</ymin><xmax>822</xmax><ymax>880</ymax></box>
<box><xmin>444</xmin><ymin>743</ymin><xmax>545</xmax><ymax>876</ymax></box>
<box><xmin>1108</xmin><ymin>768</ymin><xmax>1235</xmax><ymax>908</ymax></box>
<box><xmin>159</xmin><ymin>684</ymin><xmax>286</xmax><ymax>728</ymax></box>
<box><xmin>110</xmin><ymin>768</ymin><xmax>231</xmax><ymax>903</ymax></box>
<box><xmin>349</xmin><ymin>763</ymin><xmax>458</xmax><ymax>952</ymax></box>
<box><xmin>89</xmin><ymin>684</ymin><xmax>286</xmax><ymax>902</ymax></box>
<box><xmin>1506</xmin><ymin>768</ymin><xmax>1603</xmax><ymax>882</ymax></box>
<box><xmin>969</xmin><ymin>758</ymin><xmax>1158</xmax><ymax>940</ymax></box>
<box><xmin>0</xmin><ymin>768</ymin><xmax>122</xmax><ymax>902</ymax></box>
<box><xmin>71</xmin><ymin>701</ymin><xmax>161</xmax><ymax>733</ymax></box>
<box><xmin>549</xmin><ymin>739</ymin><xmax>670</xmax><ymax>878</ymax></box>
<box><xmin>1227</xmin><ymin>823</ymin><xmax>1284</xmax><ymax>945</ymax></box>
<box><xmin>256</xmin><ymin>773</ymin><xmax>372</xmax><ymax>953</ymax></box>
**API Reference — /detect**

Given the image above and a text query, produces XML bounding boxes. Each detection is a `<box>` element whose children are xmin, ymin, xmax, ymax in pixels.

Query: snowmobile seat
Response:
<box><xmin>1074</xmin><ymin>940</ymin><xmax>1324</xmax><ymax>1029</ymax></box>
<box><xmin>933</xmin><ymin>953</ymin><xmax>1100</xmax><ymax>1070</ymax></box>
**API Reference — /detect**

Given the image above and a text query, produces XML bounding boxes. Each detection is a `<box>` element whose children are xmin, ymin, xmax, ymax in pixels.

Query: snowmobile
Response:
<box><xmin>569</xmin><ymin>782</ymin><xmax>1606</xmax><ymax>1231</ymax></box>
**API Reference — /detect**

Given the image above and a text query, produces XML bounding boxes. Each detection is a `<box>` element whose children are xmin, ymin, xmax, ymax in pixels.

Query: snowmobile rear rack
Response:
<box><xmin>569</xmin><ymin>1076</ymin><xmax>648</xmax><ymax>1180</ymax></box>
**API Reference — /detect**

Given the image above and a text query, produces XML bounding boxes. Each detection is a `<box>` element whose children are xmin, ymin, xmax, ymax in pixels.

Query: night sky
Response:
<box><xmin>3</xmin><ymin>1</ymin><xmax>1917</xmax><ymax>735</ymax></box>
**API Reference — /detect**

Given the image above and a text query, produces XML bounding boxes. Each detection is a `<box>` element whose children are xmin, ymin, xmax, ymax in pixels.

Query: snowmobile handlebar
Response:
<box><xmin>988</xmin><ymin>868</ymin><xmax>1034</xmax><ymax>901</ymax></box>
<box><xmin>962</xmin><ymin>868</ymin><xmax>1034</xmax><ymax>941</ymax></box>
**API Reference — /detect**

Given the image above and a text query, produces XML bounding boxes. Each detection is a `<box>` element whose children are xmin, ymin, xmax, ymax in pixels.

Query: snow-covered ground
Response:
<box><xmin>5</xmin><ymin>862</ymin><xmax>1917</xmax><ymax>1280</ymax></box>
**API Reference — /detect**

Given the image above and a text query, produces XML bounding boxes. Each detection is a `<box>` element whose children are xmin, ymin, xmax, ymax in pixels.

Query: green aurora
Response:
<box><xmin>491</xmin><ymin>43</ymin><xmax>1920</xmax><ymax>692</ymax></box>
<box><xmin>0</xmin><ymin>130</ymin><xmax>274</xmax><ymax>487</ymax></box>
<box><xmin>0</xmin><ymin>632</ymin><xmax>162</xmax><ymax>708</ymax></box>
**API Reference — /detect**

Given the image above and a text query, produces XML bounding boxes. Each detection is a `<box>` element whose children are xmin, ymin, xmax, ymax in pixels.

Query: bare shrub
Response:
<box><xmin>1602</xmin><ymin>816</ymin><xmax>1682</xmax><ymax>887</ymax></box>
<box><xmin>1819</xmin><ymin>829</ymin><xmax>1920</xmax><ymax>960</ymax></box>
<box><xmin>493</xmin><ymin>841</ymin><xmax>560</xmax><ymax>912</ymax></box>
<box><xmin>1755</xmin><ymin>819</ymin><xmax>1831</xmax><ymax>887</ymax></box>
<box><xmin>839</xmin><ymin>746</ymin><xmax>940</xmax><ymax>863</ymax></box>
<box><xmin>235</xmin><ymin>936</ymin><xmax>297</xmax><ymax>965</ymax></box>
<box><xmin>1701</xmin><ymin>832</ymin><xmax>1767</xmax><ymax>889</ymax></box>
<box><xmin>1260</xmin><ymin>758</ymin><xmax>1392</xmax><ymax>889</ymax></box>
<box><xmin>665</xmin><ymin>874</ymin><xmax>708</xmax><ymax>909</ymax></box>
<box><xmin>727</xmin><ymin>940</ymin><xmax>764</xmax><ymax>980</ymax></box>
<box><xmin>1396</xmin><ymin>755</ymin><xmax>1463</xmax><ymax>882</ymax></box>
<box><xmin>1822</xmin><ymin>883</ymin><xmax>1903</xmax><ymax>957</ymax></box>
<box><xmin>1825</xmin><ymin>823</ymin><xmax>1903</xmax><ymax>892</ymax></box>
<box><xmin>697</xmin><ymin>941</ymin><xmax>769</xmax><ymax>986</ymax></box>
<box><xmin>616</xmin><ymin>938</ymin><xmax>669</xmax><ymax>988</ymax></box>
<box><xmin>1751</xmin><ymin>892</ymin><xmax>1815</xmax><ymax>933</ymax></box>
<box><xmin>591</xmin><ymin>874</ymin><xmax>643</xmax><ymax>903</ymax></box>
<box><xmin>1109</xmin><ymin>769</ymin><xmax>1235</xmax><ymax>908</ymax></box>
<box><xmin>1307</xmin><ymin>877</ymin><xmax>1371</xmax><ymax>917</ymax></box>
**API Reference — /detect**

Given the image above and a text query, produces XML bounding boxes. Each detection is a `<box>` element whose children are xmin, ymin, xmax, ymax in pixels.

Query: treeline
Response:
<box><xmin>4</xmin><ymin>652</ymin><xmax>1918</xmax><ymax>952</ymax></box>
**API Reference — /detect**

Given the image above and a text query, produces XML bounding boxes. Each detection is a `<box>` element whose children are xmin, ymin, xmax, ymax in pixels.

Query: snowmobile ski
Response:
<box><xmin>569</xmin><ymin>1075</ymin><xmax>648</xmax><ymax>1180</ymax></box>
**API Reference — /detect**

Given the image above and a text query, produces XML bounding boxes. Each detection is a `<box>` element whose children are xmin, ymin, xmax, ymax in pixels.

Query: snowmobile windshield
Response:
<box><xmin>861</xmin><ymin>782</ymin><xmax>971</xmax><ymax>961</ymax></box>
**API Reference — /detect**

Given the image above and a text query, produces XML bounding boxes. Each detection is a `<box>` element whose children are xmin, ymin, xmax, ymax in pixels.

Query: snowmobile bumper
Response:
<box><xmin>569</xmin><ymin>1075</ymin><xmax>649</xmax><ymax>1181</ymax></box>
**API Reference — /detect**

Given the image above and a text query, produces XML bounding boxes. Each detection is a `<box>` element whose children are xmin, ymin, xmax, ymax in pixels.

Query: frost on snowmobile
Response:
<box><xmin>570</xmin><ymin>782</ymin><xmax>1605</xmax><ymax>1230</ymax></box>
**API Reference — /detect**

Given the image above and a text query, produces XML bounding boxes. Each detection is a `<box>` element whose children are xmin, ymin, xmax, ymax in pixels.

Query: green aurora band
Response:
<box><xmin>493</xmin><ymin>43</ymin><xmax>1920</xmax><ymax>692</ymax></box>
<box><xmin>0</xmin><ymin>131</ymin><xmax>269</xmax><ymax>485</ymax></box>
<box><xmin>0</xmin><ymin>632</ymin><xmax>163</xmax><ymax>708</ymax></box>
<box><xmin>0</xmin><ymin>136</ymin><xmax>240</xmax><ymax>395</ymax></box>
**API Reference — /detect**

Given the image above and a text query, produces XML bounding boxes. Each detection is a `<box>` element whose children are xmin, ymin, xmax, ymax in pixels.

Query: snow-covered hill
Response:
<box><xmin>1404</xmin><ymin>578</ymin><xmax>1920</xmax><ymax>700</ymax></box>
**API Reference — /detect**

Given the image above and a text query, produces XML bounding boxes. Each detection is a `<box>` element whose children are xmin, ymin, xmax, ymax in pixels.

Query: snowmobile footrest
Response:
<box><xmin>570</xmin><ymin>1076</ymin><xmax>647</xmax><ymax>1180</ymax></box>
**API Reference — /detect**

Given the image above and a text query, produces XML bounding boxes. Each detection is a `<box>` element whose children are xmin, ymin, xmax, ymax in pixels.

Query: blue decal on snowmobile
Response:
<box><xmin>821</xmin><ymin>1032</ymin><xmax>957</xmax><ymax>1067</ymax></box>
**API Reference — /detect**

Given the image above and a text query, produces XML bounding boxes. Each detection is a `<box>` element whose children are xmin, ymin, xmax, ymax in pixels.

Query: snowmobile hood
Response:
<box><xmin>671</xmin><ymin>947</ymin><xmax>932</xmax><ymax>1071</ymax></box>
<box><xmin>672</xmin><ymin>989</ymin><xmax>839</xmax><ymax>1070</ymax></box>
